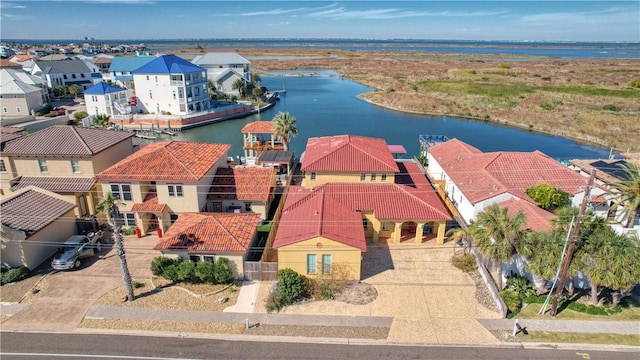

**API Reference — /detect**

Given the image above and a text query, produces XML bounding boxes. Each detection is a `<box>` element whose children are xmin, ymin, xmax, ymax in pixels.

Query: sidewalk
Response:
<box><xmin>479</xmin><ymin>318</ymin><xmax>640</xmax><ymax>335</ymax></box>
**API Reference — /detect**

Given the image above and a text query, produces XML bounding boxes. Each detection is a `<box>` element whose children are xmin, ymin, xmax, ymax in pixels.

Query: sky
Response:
<box><xmin>1</xmin><ymin>1</ymin><xmax>638</xmax><ymax>42</ymax></box>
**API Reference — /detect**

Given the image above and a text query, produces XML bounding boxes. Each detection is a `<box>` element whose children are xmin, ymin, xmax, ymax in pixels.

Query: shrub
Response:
<box><xmin>627</xmin><ymin>77</ymin><xmax>640</xmax><ymax>88</ymax></box>
<box><xmin>132</xmin><ymin>280</ymin><xmax>144</xmax><ymax>289</ymax></box>
<box><xmin>213</xmin><ymin>257</ymin><xmax>234</xmax><ymax>284</ymax></box>
<box><xmin>161</xmin><ymin>260</ymin><xmax>183</xmax><ymax>282</ymax></box>
<box><xmin>499</xmin><ymin>63</ymin><xmax>511</xmax><ymax>69</ymax></box>
<box><xmin>540</xmin><ymin>99</ymin><xmax>563</xmax><ymax>110</ymax></box>
<box><xmin>265</xmin><ymin>291</ymin><xmax>288</xmax><ymax>313</ymax></box>
<box><xmin>505</xmin><ymin>273</ymin><xmax>536</xmax><ymax>298</ymax></box>
<box><xmin>276</xmin><ymin>268</ymin><xmax>307</xmax><ymax>304</ymax></box>
<box><xmin>195</xmin><ymin>260</ymin><xmax>216</xmax><ymax>284</ymax></box>
<box><xmin>35</xmin><ymin>105</ymin><xmax>53</xmax><ymax>116</ymax></box>
<box><xmin>602</xmin><ymin>104</ymin><xmax>620</xmax><ymax>112</ymax></box>
<box><xmin>121</xmin><ymin>226</ymin><xmax>136</xmax><ymax>235</ymax></box>
<box><xmin>151</xmin><ymin>256</ymin><xmax>180</xmax><ymax>276</ymax></box>
<box><xmin>451</xmin><ymin>254</ymin><xmax>477</xmax><ymax>273</ymax></box>
<box><xmin>501</xmin><ymin>289</ymin><xmax>522</xmax><ymax>314</ymax></box>
<box><xmin>73</xmin><ymin>111</ymin><xmax>88</xmax><ymax>120</ymax></box>
<box><xmin>1</xmin><ymin>266</ymin><xmax>31</xmax><ymax>285</ymax></box>
<box><xmin>386</xmin><ymin>88</ymin><xmax>395</xmax><ymax>93</ymax></box>
<box><xmin>526</xmin><ymin>183</ymin><xmax>570</xmax><ymax>210</ymax></box>
<box><xmin>522</xmin><ymin>294</ymin><xmax>547</xmax><ymax>304</ymax></box>
<box><xmin>176</xmin><ymin>260</ymin><xmax>197</xmax><ymax>283</ymax></box>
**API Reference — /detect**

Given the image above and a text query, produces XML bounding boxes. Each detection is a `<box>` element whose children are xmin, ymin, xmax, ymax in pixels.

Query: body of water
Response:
<box><xmin>169</xmin><ymin>72</ymin><xmax>611</xmax><ymax>162</ymax></box>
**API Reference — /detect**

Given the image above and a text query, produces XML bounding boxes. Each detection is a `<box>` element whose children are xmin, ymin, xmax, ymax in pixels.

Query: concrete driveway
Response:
<box><xmin>1</xmin><ymin>233</ymin><xmax>160</xmax><ymax>332</ymax></box>
<box><xmin>259</xmin><ymin>241</ymin><xmax>503</xmax><ymax>345</ymax></box>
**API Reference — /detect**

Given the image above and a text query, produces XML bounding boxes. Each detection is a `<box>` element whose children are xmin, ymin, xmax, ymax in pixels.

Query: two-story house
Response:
<box><xmin>132</xmin><ymin>54</ymin><xmax>210</xmax><ymax>115</ymax></box>
<box><xmin>30</xmin><ymin>59</ymin><xmax>98</xmax><ymax>90</ymax></box>
<box><xmin>95</xmin><ymin>141</ymin><xmax>231</xmax><ymax>233</ymax></box>
<box><xmin>0</xmin><ymin>68</ymin><xmax>49</xmax><ymax>117</ymax></box>
<box><xmin>83</xmin><ymin>81</ymin><xmax>132</xmax><ymax>117</ymax></box>
<box><xmin>1</xmin><ymin>125</ymin><xmax>135</xmax><ymax>218</ymax></box>
<box><xmin>240</xmin><ymin>121</ymin><xmax>286</xmax><ymax>164</ymax></box>
<box><xmin>109</xmin><ymin>53</ymin><xmax>156</xmax><ymax>88</ymax></box>
<box><xmin>191</xmin><ymin>52</ymin><xmax>250</xmax><ymax>96</ymax></box>
<box><xmin>273</xmin><ymin>135</ymin><xmax>452</xmax><ymax>280</ymax></box>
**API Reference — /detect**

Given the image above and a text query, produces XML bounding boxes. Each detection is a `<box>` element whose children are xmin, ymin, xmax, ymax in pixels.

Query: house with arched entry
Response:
<box><xmin>273</xmin><ymin>135</ymin><xmax>452</xmax><ymax>280</ymax></box>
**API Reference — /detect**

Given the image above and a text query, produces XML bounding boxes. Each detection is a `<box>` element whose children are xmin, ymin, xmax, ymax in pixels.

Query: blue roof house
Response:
<box><xmin>109</xmin><ymin>54</ymin><xmax>156</xmax><ymax>88</ymax></box>
<box><xmin>83</xmin><ymin>81</ymin><xmax>132</xmax><ymax>117</ymax></box>
<box><xmin>132</xmin><ymin>54</ymin><xmax>210</xmax><ymax>116</ymax></box>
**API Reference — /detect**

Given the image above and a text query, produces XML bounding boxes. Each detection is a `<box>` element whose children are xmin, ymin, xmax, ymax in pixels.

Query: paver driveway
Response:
<box><xmin>260</xmin><ymin>241</ymin><xmax>502</xmax><ymax>345</ymax></box>
<box><xmin>1</xmin><ymin>234</ymin><xmax>160</xmax><ymax>332</ymax></box>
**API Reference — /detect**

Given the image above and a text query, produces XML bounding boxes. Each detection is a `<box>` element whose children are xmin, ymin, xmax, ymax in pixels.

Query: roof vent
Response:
<box><xmin>314</xmin><ymin>211</ymin><xmax>318</xmax><ymax>215</ymax></box>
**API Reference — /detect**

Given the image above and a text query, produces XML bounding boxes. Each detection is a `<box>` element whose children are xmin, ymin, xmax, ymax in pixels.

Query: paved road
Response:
<box><xmin>1</xmin><ymin>332</ymin><xmax>637</xmax><ymax>360</ymax></box>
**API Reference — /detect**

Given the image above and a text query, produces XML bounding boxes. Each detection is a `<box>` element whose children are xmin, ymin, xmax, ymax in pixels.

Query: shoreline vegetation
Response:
<box><xmin>171</xmin><ymin>45</ymin><xmax>639</xmax><ymax>153</ymax></box>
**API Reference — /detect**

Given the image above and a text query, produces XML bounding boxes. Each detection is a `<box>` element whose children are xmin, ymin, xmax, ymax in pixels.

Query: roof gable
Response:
<box><xmin>241</xmin><ymin>121</ymin><xmax>275</xmax><ymax>134</ymax></box>
<box><xmin>1</xmin><ymin>125</ymin><xmax>133</xmax><ymax>157</ymax></box>
<box><xmin>84</xmin><ymin>81</ymin><xmax>126</xmax><ymax>95</ymax></box>
<box><xmin>132</xmin><ymin>54</ymin><xmax>205</xmax><ymax>74</ymax></box>
<box><xmin>154</xmin><ymin>212</ymin><xmax>260</xmax><ymax>253</ymax></box>
<box><xmin>302</xmin><ymin>135</ymin><xmax>399</xmax><ymax>173</ymax></box>
<box><xmin>96</xmin><ymin>141</ymin><xmax>230</xmax><ymax>182</ymax></box>
<box><xmin>1</xmin><ymin>188</ymin><xmax>75</xmax><ymax>235</ymax></box>
<box><xmin>34</xmin><ymin>59</ymin><xmax>91</xmax><ymax>74</ymax></box>
<box><xmin>192</xmin><ymin>52</ymin><xmax>250</xmax><ymax>65</ymax></box>
<box><xmin>109</xmin><ymin>55</ymin><xmax>156</xmax><ymax>72</ymax></box>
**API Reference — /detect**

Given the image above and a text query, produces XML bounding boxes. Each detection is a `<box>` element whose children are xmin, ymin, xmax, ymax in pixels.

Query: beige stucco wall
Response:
<box><xmin>303</xmin><ymin>171</ymin><xmax>395</xmax><ymax>187</ymax></box>
<box><xmin>160</xmin><ymin>251</ymin><xmax>246</xmax><ymax>279</ymax></box>
<box><xmin>277</xmin><ymin>236</ymin><xmax>362</xmax><ymax>280</ymax></box>
<box><xmin>0</xmin><ymin>208</ymin><xmax>77</xmax><ymax>269</ymax></box>
<box><xmin>11</xmin><ymin>157</ymin><xmax>94</xmax><ymax>178</ymax></box>
<box><xmin>0</xmin><ymin>92</ymin><xmax>43</xmax><ymax>117</ymax></box>
<box><xmin>91</xmin><ymin>140</ymin><xmax>135</xmax><ymax>174</ymax></box>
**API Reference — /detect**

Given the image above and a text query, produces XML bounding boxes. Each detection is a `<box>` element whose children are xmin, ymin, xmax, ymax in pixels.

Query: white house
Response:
<box><xmin>191</xmin><ymin>52</ymin><xmax>250</xmax><ymax>96</ymax></box>
<box><xmin>83</xmin><ymin>81</ymin><xmax>132</xmax><ymax>117</ymax></box>
<box><xmin>31</xmin><ymin>59</ymin><xmax>98</xmax><ymax>90</ymax></box>
<box><xmin>132</xmin><ymin>54</ymin><xmax>210</xmax><ymax>115</ymax></box>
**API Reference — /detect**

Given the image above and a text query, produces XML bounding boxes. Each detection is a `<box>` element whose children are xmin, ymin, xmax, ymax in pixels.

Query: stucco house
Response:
<box><xmin>1</xmin><ymin>68</ymin><xmax>50</xmax><ymax>117</ymax></box>
<box><xmin>83</xmin><ymin>81</ymin><xmax>132</xmax><ymax>117</ymax></box>
<box><xmin>1</xmin><ymin>186</ymin><xmax>76</xmax><ymax>269</ymax></box>
<box><xmin>240</xmin><ymin>121</ymin><xmax>285</xmax><ymax>164</ymax></box>
<box><xmin>425</xmin><ymin>138</ymin><xmax>606</xmax><ymax>229</ymax></box>
<box><xmin>191</xmin><ymin>52</ymin><xmax>250</xmax><ymax>96</ymax></box>
<box><xmin>95</xmin><ymin>141</ymin><xmax>231</xmax><ymax>234</ymax></box>
<box><xmin>132</xmin><ymin>54</ymin><xmax>210</xmax><ymax>115</ymax></box>
<box><xmin>207</xmin><ymin>166</ymin><xmax>276</xmax><ymax>220</ymax></box>
<box><xmin>31</xmin><ymin>59</ymin><xmax>98</xmax><ymax>90</ymax></box>
<box><xmin>153</xmin><ymin>212</ymin><xmax>261</xmax><ymax>278</ymax></box>
<box><xmin>1</xmin><ymin>125</ymin><xmax>135</xmax><ymax>218</ymax></box>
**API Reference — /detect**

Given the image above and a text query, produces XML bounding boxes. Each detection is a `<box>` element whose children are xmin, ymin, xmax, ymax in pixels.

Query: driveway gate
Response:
<box><xmin>244</xmin><ymin>261</ymin><xmax>278</xmax><ymax>281</ymax></box>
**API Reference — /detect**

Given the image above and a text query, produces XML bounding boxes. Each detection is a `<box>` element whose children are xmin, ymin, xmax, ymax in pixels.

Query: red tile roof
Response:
<box><xmin>131</xmin><ymin>191</ymin><xmax>167</xmax><ymax>213</ymax></box>
<box><xmin>274</xmin><ymin>191</ymin><xmax>366</xmax><ymax>251</ymax></box>
<box><xmin>428</xmin><ymin>138</ymin><xmax>589</xmax><ymax>204</ymax></box>
<box><xmin>208</xmin><ymin>166</ymin><xmax>275</xmax><ymax>202</ymax></box>
<box><xmin>241</xmin><ymin>121</ymin><xmax>275</xmax><ymax>134</ymax></box>
<box><xmin>10</xmin><ymin>176</ymin><xmax>96</xmax><ymax>192</ymax></box>
<box><xmin>1</xmin><ymin>188</ymin><xmax>75</xmax><ymax>235</ymax></box>
<box><xmin>498</xmin><ymin>198</ymin><xmax>555</xmax><ymax>232</ymax></box>
<box><xmin>0</xmin><ymin>59</ymin><xmax>21</xmax><ymax>68</ymax></box>
<box><xmin>154</xmin><ymin>212</ymin><xmax>260</xmax><ymax>254</ymax></box>
<box><xmin>96</xmin><ymin>141</ymin><xmax>230</xmax><ymax>182</ymax></box>
<box><xmin>1</xmin><ymin>125</ymin><xmax>133</xmax><ymax>157</ymax></box>
<box><xmin>301</xmin><ymin>135</ymin><xmax>400</xmax><ymax>173</ymax></box>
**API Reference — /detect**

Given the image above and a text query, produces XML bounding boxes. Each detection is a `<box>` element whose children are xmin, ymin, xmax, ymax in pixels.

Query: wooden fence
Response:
<box><xmin>244</xmin><ymin>261</ymin><xmax>278</xmax><ymax>281</ymax></box>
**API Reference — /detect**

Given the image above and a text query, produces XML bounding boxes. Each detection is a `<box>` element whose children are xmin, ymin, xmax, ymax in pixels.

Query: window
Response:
<box><xmin>38</xmin><ymin>159</ymin><xmax>48</xmax><ymax>172</ymax></box>
<box><xmin>72</xmin><ymin>74</ymin><xmax>76</xmax><ymax>79</ymax></box>
<box><xmin>80</xmin><ymin>74</ymin><xmax>85</xmax><ymax>78</ymax></box>
<box><xmin>360</xmin><ymin>173</ymin><xmax>366</xmax><ymax>181</ymax></box>
<box><xmin>381</xmin><ymin>173</ymin><xmax>387</xmax><ymax>182</ymax></box>
<box><xmin>71</xmin><ymin>160</ymin><xmax>80</xmax><ymax>173</ymax></box>
<box><xmin>245</xmin><ymin>203</ymin><xmax>252</xmax><ymax>211</ymax></box>
<box><xmin>170</xmin><ymin>214</ymin><xmax>179</xmax><ymax>224</ymax></box>
<box><xmin>149</xmin><ymin>90</ymin><xmax>153</xmax><ymax>99</ymax></box>
<box><xmin>0</xmin><ymin>159</ymin><xmax>5</xmax><ymax>172</ymax></box>
<box><xmin>371</xmin><ymin>173</ymin><xmax>376</xmax><ymax>181</ymax></box>
<box><xmin>362</xmin><ymin>218</ymin><xmax>369</xmax><ymax>231</ymax></box>
<box><xmin>310</xmin><ymin>172</ymin><xmax>316</xmax><ymax>180</ymax></box>
<box><xmin>203</xmin><ymin>255</ymin><xmax>215</xmax><ymax>263</ymax></box>
<box><xmin>2</xmin><ymin>107</ymin><xmax>6</xmax><ymax>113</ymax></box>
<box><xmin>63</xmin><ymin>74</ymin><xmax>68</xmax><ymax>79</ymax></box>
<box><xmin>322</xmin><ymin>254</ymin><xmax>332</xmax><ymax>275</ymax></box>
<box><xmin>190</xmin><ymin>255</ymin><xmax>200</xmax><ymax>263</ymax></box>
<box><xmin>125</xmin><ymin>213</ymin><xmax>136</xmax><ymax>227</ymax></box>
<box><xmin>307</xmin><ymin>254</ymin><xmax>317</xmax><ymax>274</ymax></box>
<box><xmin>78</xmin><ymin>195</ymin><xmax>88</xmax><ymax>217</ymax></box>
<box><xmin>121</xmin><ymin>184</ymin><xmax>132</xmax><ymax>200</ymax></box>
<box><xmin>16</xmin><ymin>107</ymin><xmax>21</xmax><ymax>113</ymax></box>
<box><xmin>168</xmin><ymin>184</ymin><xmax>183</xmax><ymax>197</ymax></box>
<box><xmin>382</xmin><ymin>221</ymin><xmax>390</xmax><ymax>231</ymax></box>
<box><xmin>110</xmin><ymin>183</ymin><xmax>132</xmax><ymax>201</ymax></box>
<box><xmin>155</xmin><ymin>76</ymin><xmax>158</xmax><ymax>82</ymax></box>
<box><xmin>146</xmin><ymin>75</ymin><xmax>149</xmax><ymax>80</ymax></box>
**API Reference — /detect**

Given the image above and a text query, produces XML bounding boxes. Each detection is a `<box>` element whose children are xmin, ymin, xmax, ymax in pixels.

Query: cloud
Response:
<box><xmin>1</xmin><ymin>13</ymin><xmax>32</xmax><ymax>20</ymax></box>
<box><xmin>80</xmin><ymin>0</ymin><xmax>155</xmax><ymax>4</ymax></box>
<box><xmin>0</xmin><ymin>2</ymin><xmax>26</xmax><ymax>9</ymax></box>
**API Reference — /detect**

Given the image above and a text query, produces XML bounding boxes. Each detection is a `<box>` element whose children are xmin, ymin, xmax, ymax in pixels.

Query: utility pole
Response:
<box><xmin>550</xmin><ymin>169</ymin><xmax>596</xmax><ymax>316</ymax></box>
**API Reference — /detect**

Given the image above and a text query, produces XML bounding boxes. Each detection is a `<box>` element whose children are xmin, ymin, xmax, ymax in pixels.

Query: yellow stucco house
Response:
<box><xmin>273</xmin><ymin>135</ymin><xmax>452</xmax><ymax>280</ymax></box>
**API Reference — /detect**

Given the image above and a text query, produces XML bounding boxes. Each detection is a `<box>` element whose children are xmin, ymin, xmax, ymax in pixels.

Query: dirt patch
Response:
<box><xmin>334</xmin><ymin>282</ymin><xmax>378</xmax><ymax>305</ymax></box>
<box><xmin>246</xmin><ymin>324</ymin><xmax>389</xmax><ymax>339</ymax></box>
<box><xmin>0</xmin><ymin>274</ymin><xmax>47</xmax><ymax>303</ymax></box>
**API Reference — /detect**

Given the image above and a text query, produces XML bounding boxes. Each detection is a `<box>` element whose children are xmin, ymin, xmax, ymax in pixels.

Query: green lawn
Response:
<box><xmin>517</xmin><ymin>331</ymin><xmax>640</xmax><ymax>346</ymax></box>
<box><xmin>517</xmin><ymin>302</ymin><xmax>640</xmax><ymax>321</ymax></box>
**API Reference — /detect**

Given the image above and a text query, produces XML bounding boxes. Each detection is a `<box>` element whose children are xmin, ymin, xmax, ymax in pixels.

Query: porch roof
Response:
<box><xmin>131</xmin><ymin>191</ymin><xmax>166</xmax><ymax>213</ymax></box>
<box><xmin>10</xmin><ymin>176</ymin><xmax>96</xmax><ymax>192</ymax></box>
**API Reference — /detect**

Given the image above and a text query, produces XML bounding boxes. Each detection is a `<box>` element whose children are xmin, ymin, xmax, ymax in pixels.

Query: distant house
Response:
<box><xmin>31</xmin><ymin>59</ymin><xmax>98</xmax><ymax>90</ymax></box>
<box><xmin>132</xmin><ymin>54</ymin><xmax>210</xmax><ymax>115</ymax></box>
<box><xmin>1</xmin><ymin>186</ymin><xmax>77</xmax><ymax>269</ymax></box>
<box><xmin>0</xmin><ymin>59</ymin><xmax>21</xmax><ymax>69</ymax></box>
<box><xmin>240</xmin><ymin>121</ymin><xmax>285</xmax><ymax>163</ymax></box>
<box><xmin>1</xmin><ymin>125</ymin><xmax>135</xmax><ymax>218</ymax></box>
<box><xmin>83</xmin><ymin>81</ymin><xmax>132</xmax><ymax>117</ymax></box>
<box><xmin>153</xmin><ymin>212</ymin><xmax>262</xmax><ymax>278</ymax></box>
<box><xmin>0</xmin><ymin>68</ymin><xmax>49</xmax><ymax>117</ymax></box>
<box><xmin>191</xmin><ymin>52</ymin><xmax>250</xmax><ymax>96</ymax></box>
<box><xmin>95</xmin><ymin>141</ymin><xmax>231</xmax><ymax>233</ymax></box>
<box><xmin>426</xmin><ymin>138</ymin><xmax>606</xmax><ymax>229</ymax></box>
<box><xmin>109</xmin><ymin>54</ymin><xmax>156</xmax><ymax>88</ymax></box>
<box><xmin>207</xmin><ymin>166</ymin><xmax>276</xmax><ymax>219</ymax></box>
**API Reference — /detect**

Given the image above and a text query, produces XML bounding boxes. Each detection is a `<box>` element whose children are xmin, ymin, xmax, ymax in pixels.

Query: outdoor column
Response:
<box><xmin>393</xmin><ymin>223</ymin><xmax>402</xmax><ymax>244</ymax></box>
<box><xmin>372</xmin><ymin>219</ymin><xmax>381</xmax><ymax>243</ymax></box>
<box><xmin>436</xmin><ymin>221</ymin><xmax>446</xmax><ymax>245</ymax></box>
<box><xmin>415</xmin><ymin>222</ymin><xmax>425</xmax><ymax>244</ymax></box>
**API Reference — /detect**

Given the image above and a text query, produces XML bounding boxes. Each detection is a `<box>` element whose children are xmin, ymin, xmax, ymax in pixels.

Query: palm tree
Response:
<box><xmin>231</xmin><ymin>78</ymin><xmax>247</xmax><ymax>98</ymax></box>
<box><xmin>272</xmin><ymin>111</ymin><xmax>299</xmax><ymax>151</ymax></box>
<box><xmin>608</xmin><ymin>162</ymin><xmax>640</xmax><ymax>228</ymax></box>
<box><xmin>207</xmin><ymin>79</ymin><xmax>217</xmax><ymax>99</ymax></box>
<box><xmin>96</xmin><ymin>193</ymin><xmax>134</xmax><ymax>301</ymax></box>
<box><xmin>468</xmin><ymin>204</ymin><xmax>528</xmax><ymax>289</ymax></box>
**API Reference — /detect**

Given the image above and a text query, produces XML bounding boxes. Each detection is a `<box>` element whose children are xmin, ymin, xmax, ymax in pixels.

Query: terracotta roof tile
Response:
<box><xmin>2</xmin><ymin>125</ymin><xmax>133</xmax><ymax>157</ymax></box>
<box><xmin>96</xmin><ymin>141</ymin><xmax>230</xmax><ymax>182</ymax></box>
<box><xmin>301</xmin><ymin>135</ymin><xmax>400</xmax><ymax>173</ymax></box>
<box><xmin>131</xmin><ymin>191</ymin><xmax>167</xmax><ymax>213</ymax></box>
<box><xmin>208</xmin><ymin>167</ymin><xmax>275</xmax><ymax>202</ymax></box>
<box><xmin>10</xmin><ymin>176</ymin><xmax>96</xmax><ymax>192</ymax></box>
<box><xmin>154</xmin><ymin>212</ymin><xmax>260</xmax><ymax>253</ymax></box>
<box><xmin>429</xmin><ymin>138</ymin><xmax>588</xmax><ymax>204</ymax></box>
<box><xmin>1</xmin><ymin>188</ymin><xmax>75</xmax><ymax>234</ymax></box>
<box><xmin>241</xmin><ymin>121</ymin><xmax>275</xmax><ymax>134</ymax></box>
<box><xmin>498</xmin><ymin>198</ymin><xmax>555</xmax><ymax>232</ymax></box>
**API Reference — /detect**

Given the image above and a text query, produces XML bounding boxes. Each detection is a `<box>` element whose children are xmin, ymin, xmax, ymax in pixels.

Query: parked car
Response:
<box><xmin>49</xmin><ymin>107</ymin><xmax>66</xmax><ymax>116</ymax></box>
<box><xmin>51</xmin><ymin>231</ymin><xmax>103</xmax><ymax>270</ymax></box>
